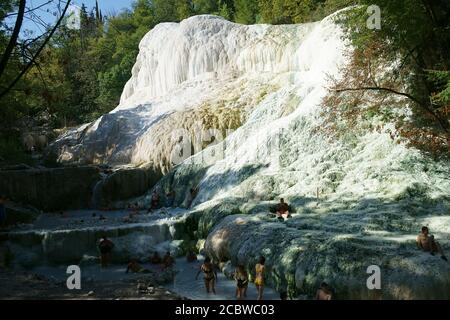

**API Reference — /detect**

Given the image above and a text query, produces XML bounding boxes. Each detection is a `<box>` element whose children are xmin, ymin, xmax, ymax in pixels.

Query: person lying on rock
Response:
<box><xmin>196</xmin><ymin>256</ymin><xmax>217</xmax><ymax>294</ymax></box>
<box><xmin>316</xmin><ymin>282</ymin><xmax>334</xmax><ymax>300</ymax></box>
<box><xmin>150</xmin><ymin>251</ymin><xmax>162</xmax><ymax>264</ymax></box>
<box><xmin>162</xmin><ymin>251</ymin><xmax>175</xmax><ymax>269</ymax></box>
<box><xmin>98</xmin><ymin>235</ymin><xmax>115</xmax><ymax>268</ymax></box>
<box><xmin>417</xmin><ymin>226</ymin><xmax>448</xmax><ymax>261</ymax></box>
<box><xmin>126</xmin><ymin>259</ymin><xmax>150</xmax><ymax>273</ymax></box>
<box><xmin>276</xmin><ymin>198</ymin><xmax>291</xmax><ymax>221</ymax></box>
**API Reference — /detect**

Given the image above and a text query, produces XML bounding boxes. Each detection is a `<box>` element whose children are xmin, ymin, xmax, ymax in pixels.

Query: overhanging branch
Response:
<box><xmin>0</xmin><ymin>0</ymin><xmax>71</xmax><ymax>101</ymax></box>
<box><xmin>0</xmin><ymin>0</ymin><xmax>26</xmax><ymax>79</ymax></box>
<box><xmin>333</xmin><ymin>86</ymin><xmax>449</xmax><ymax>136</ymax></box>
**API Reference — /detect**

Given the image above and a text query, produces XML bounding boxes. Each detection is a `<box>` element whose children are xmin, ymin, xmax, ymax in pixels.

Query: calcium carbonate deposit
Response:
<box><xmin>42</xmin><ymin>11</ymin><xmax>450</xmax><ymax>299</ymax></box>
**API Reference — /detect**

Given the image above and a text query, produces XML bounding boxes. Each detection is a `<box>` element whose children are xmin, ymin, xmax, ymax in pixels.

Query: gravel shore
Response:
<box><xmin>0</xmin><ymin>268</ymin><xmax>185</xmax><ymax>300</ymax></box>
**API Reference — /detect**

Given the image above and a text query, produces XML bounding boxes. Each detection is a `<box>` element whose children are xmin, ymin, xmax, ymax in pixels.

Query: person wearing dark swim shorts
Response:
<box><xmin>98</xmin><ymin>235</ymin><xmax>115</xmax><ymax>268</ymax></box>
<box><xmin>196</xmin><ymin>257</ymin><xmax>217</xmax><ymax>294</ymax></box>
<box><xmin>234</xmin><ymin>264</ymin><xmax>249</xmax><ymax>299</ymax></box>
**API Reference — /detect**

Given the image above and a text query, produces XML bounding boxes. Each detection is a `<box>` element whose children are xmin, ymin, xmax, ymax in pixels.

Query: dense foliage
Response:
<box><xmin>323</xmin><ymin>1</ymin><xmax>450</xmax><ymax>157</ymax></box>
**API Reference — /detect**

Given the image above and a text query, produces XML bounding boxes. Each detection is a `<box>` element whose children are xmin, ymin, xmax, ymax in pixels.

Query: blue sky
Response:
<box><xmin>7</xmin><ymin>0</ymin><xmax>135</xmax><ymax>37</ymax></box>
<box><xmin>74</xmin><ymin>0</ymin><xmax>134</xmax><ymax>16</ymax></box>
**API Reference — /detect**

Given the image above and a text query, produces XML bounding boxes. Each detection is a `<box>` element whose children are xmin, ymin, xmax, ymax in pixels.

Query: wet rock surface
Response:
<box><xmin>0</xmin><ymin>166</ymin><xmax>100</xmax><ymax>211</ymax></box>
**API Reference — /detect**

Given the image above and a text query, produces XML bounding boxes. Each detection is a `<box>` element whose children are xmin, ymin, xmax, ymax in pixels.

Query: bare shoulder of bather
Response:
<box><xmin>316</xmin><ymin>288</ymin><xmax>331</xmax><ymax>300</ymax></box>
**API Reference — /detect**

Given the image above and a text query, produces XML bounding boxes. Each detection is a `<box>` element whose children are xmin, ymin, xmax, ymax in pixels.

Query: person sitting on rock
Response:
<box><xmin>131</xmin><ymin>203</ymin><xmax>140</xmax><ymax>214</ymax></box>
<box><xmin>150</xmin><ymin>251</ymin><xmax>162</xmax><ymax>264</ymax></box>
<box><xmin>187</xmin><ymin>186</ymin><xmax>199</xmax><ymax>208</ymax></box>
<box><xmin>165</xmin><ymin>190</ymin><xmax>176</xmax><ymax>208</ymax></box>
<box><xmin>276</xmin><ymin>198</ymin><xmax>290</xmax><ymax>221</ymax></box>
<box><xmin>98</xmin><ymin>235</ymin><xmax>114</xmax><ymax>268</ymax></box>
<box><xmin>417</xmin><ymin>226</ymin><xmax>448</xmax><ymax>261</ymax></box>
<box><xmin>186</xmin><ymin>250</ymin><xmax>198</xmax><ymax>263</ymax></box>
<box><xmin>126</xmin><ymin>259</ymin><xmax>150</xmax><ymax>273</ymax></box>
<box><xmin>162</xmin><ymin>251</ymin><xmax>175</xmax><ymax>269</ymax></box>
<box><xmin>148</xmin><ymin>191</ymin><xmax>160</xmax><ymax>212</ymax></box>
<box><xmin>316</xmin><ymin>282</ymin><xmax>334</xmax><ymax>300</ymax></box>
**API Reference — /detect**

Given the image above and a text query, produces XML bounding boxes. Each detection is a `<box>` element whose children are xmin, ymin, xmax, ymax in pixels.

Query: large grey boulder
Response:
<box><xmin>204</xmin><ymin>207</ymin><xmax>450</xmax><ymax>300</ymax></box>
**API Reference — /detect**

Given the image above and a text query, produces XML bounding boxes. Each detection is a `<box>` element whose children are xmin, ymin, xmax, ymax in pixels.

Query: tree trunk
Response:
<box><xmin>0</xmin><ymin>0</ymin><xmax>26</xmax><ymax>79</ymax></box>
<box><xmin>0</xmin><ymin>0</ymin><xmax>72</xmax><ymax>100</ymax></box>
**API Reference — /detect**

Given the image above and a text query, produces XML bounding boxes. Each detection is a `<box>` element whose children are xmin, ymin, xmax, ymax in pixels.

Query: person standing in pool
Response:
<box><xmin>150</xmin><ymin>251</ymin><xmax>162</xmax><ymax>264</ymax></box>
<box><xmin>98</xmin><ymin>235</ymin><xmax>115</xmax><ymax>268</ymax></box>
<box><xmin>255</xmin><ymin>256</ymin><xmax>266</xmax><ymax>300</ymax></box>
<box><xmin>234</xmin><ymin>265</ymin><xmax>249</xmax><ymax>299</ymax></box>
<box><xmin>196</xmin><ymin>257</ymin><xmax>217</xmax><ymax>294</ymax></box>
<box><xmin>186</xmin><ymin>250</ymin><xmax>198</xmax><ymax>263</ymax></box>
<box><xmin>162</xmin><ymin>251</ymin><xmax>175</xmax><ymax>269</ymax></box>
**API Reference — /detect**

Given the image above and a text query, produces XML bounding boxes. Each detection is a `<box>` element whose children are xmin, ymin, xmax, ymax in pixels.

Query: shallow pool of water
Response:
<box><xmin>14</xmin><ymin>208</ymin><xmax>188</xmax><ymax>233</ymax></box>
<box><xmin>31</xmin><ymin>257</ymin><xmax>279</xmax><ymax>300</ymax></box>
<box><xmin>168</xmin><ymin>257</ymin><xmax>280</xmax><ymax>300</ymax></box>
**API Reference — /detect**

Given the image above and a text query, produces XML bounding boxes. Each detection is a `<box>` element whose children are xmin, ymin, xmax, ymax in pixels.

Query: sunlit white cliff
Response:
<box><xmin>46</xmin><ymin>12</ymin><xmax>450</xmax><ymax>299</ymax></box>
<box><xmin>49</xmin><ymin>13</ymin><xmax>346</xmax><ymax>173</ymax></box>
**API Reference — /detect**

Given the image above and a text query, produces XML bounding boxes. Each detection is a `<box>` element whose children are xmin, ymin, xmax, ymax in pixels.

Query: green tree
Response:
<box><xmin>234</xmin><ymin>0</ymin><xmax>257</xmax><ymax>24</ymax></box>
<box><xmin>326</xmin><ymin>0</ymin><xmax>450</xmax><ymax>155</ymax></box>
<box><xmin>154</xmin><ymin>0</ymin><xmax>177</xmax><ymax>22</ymax></box>
<box><xmin>193</xmin><ymin>0</ymin><xmax>218</xmax><ymax>14</ymax></box>
<box><xmin>175</xmin><ymin>0</ymin><xmax>195</xmax><ymax>20</ymax></box>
